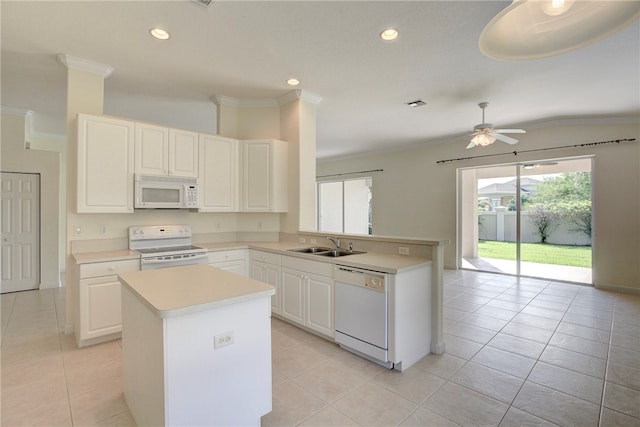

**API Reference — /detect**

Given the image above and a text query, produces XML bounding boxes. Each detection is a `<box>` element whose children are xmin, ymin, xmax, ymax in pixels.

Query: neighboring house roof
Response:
<box><xmin>479</xmin><ymin>177</ymin><xmax>542</xmax><ymax>198</ymax></box>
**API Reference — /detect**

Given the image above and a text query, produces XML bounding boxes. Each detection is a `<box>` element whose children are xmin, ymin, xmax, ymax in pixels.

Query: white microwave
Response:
<box><xmin>134</xmin><ymin>174</ymin><xmax>199</xmax><ymax>209</ymax></box>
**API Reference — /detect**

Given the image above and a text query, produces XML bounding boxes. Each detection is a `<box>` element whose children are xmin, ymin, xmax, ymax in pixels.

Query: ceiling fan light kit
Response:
<box><xmin>466</xmin><ymin>102</ymin><xmax>526</xmax><ymax>149</ymax></box>
<box><xmin>479</xmin><ymin>0</ymin><xmax>640</xmax><ymax>60</ymax></box>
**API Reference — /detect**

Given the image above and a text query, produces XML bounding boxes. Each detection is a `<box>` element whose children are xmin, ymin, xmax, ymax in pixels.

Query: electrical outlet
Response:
<box><xmin>299</xmin><ymin>237</ymin><xmax>306</xmax><ymax>243</ymax></box>
<box><xmin>74</xmin><ymin>225</ymin><xmax>81</xmax><ymax>236</ymax></box>
<box><xmin>257</xmin><ymin>221</ymin><xmax>263</xmax><ymax>229</ymax></box>
<box><xmin>399</xmin><ymin>247</ymin><xmax>410</xmax><ymax>255</ymax></box>
<box><xmin>100</xmin><ymin>224</ymin><xmax>108</xmax><ymax>235</ymax></box>
<box><xmin>214</xmin><ymin>331</ymin><xmax>234</xmax><ymax>349</ymax></box>
<box><xmin>310</xmin><ymin>238</ymin><xmax>317</xmax><ymax>244</ymax></box>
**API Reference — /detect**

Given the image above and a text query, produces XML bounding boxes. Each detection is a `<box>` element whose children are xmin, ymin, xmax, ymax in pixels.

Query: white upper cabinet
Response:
<box><xmin>134</xmin><ymin>123</ymin><xmax>169</xmax><ymax>175</ymax></box>
<box><xmin>199</xmin><ymin>134</ymin><xmax>239</xmax><ymax>212</ymax></box>
<box><xmin>135</xmin><ymin>124</ymin><xmax>198</xmax><ymax>178</ymax></box>
<box><xmin>241</xmin><ymin>139</ymin><xmax>288</xmax><ymax>212</ymax></box>
<box><xmin>77</xmin><ymin>114</ymin><xmax>135</xmax><ymax>213</ymax></box>
<box><xmin>169</xmin><ymin>128</ymin><xmax>199</xmax><ymax>178</ymax></box>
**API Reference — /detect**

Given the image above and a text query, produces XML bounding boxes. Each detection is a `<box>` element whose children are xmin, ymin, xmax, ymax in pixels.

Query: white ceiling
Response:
<box><xmin>2</xmin><ymin>1</ymin><xmax>639</xmax><ymax>160</ymax></box>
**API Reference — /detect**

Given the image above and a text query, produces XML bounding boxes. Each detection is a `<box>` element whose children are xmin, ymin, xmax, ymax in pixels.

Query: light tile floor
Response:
<box><xmin>1</xmin><ymin>270</ymin><xmax>639</xmax><ymax>426</ymax></box>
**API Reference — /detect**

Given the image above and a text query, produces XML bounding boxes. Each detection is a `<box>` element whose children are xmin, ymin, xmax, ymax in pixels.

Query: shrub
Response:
<box><xmin>528</xmin><ymin>204</ymin><xmax>561</xmax><ymax>243</ymax></box>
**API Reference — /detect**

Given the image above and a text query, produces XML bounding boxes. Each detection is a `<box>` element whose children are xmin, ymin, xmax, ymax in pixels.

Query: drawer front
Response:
<box><xmin>250</xmin><ymin>250</ymin><xmax>281</xmax><ymax>265</ymax></box>
<box><xmin>207</xmin><ymin>249</ymin><xmax>248</xmax><ymax>264</ymax></box>
<box><xmin>79</xmin><ymin>259</ymin><xmax>140</xmax><ymax>279</ymax></box>
<box><xmin>281</xmin><ymin>256</ymin><xmax>333</xmax><ymax>277</ymax></box>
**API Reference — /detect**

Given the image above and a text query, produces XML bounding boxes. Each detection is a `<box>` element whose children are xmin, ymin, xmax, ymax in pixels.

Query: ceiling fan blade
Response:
<box><xmin>466</xmin><ymin>140</ymin><xmax>477</xmax><ymax>149</ymax></box>
<box><xmin>494</xmin><ymin>129</ymin><xmax>526</xmax><ymax>134</ymax></box>
<box><xmin>495</xmin><ymin>133</ymin><xmax>519</xmax><ymax>144</ymax></box>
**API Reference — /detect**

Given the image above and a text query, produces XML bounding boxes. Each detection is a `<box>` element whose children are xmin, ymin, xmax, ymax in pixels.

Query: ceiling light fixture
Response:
<box><xmin>470</xmin><ymin>130</ymin><xmax>496</xmax><ymax>147</ymax></box>
<box><xmin>380</xmin><ymin>28</ymin><xmax>399</xmax><ymax>41</ymax></box>
<box><xmin>149</xmin><ymin>27</ymin><xmax>170</xmax><ymax>40</ymax></box>
<box><xmin>479</xmin><ymin>0</ymin><xmax>640</xmax><ymax>60</ymax></box>
<box><xmin>286</xmin><ymin>78</ymin><xmax>300</xmax><ymax>86</ymax></box>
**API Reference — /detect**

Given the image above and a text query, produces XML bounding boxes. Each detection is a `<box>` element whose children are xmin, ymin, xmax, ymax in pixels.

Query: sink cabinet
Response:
<box><xmin>280</xmin><ymin>256</ymin><xmax>334</xmax><ymax>338</ymax></box>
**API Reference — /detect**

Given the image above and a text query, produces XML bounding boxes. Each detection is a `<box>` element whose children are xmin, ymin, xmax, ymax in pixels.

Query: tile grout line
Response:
<box><xmin>52</xmin><ymin>288</ymin><xmax>76</xmax><ymax>426</ymax></box>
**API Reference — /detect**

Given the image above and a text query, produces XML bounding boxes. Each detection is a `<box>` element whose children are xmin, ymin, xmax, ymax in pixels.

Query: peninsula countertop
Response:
<box><xmin>118</xmin><ymin>264</ymin><xmax>275</xmax><ymax>319</ymax></box>
<box><xmin>198</xmin><ymin>241</ymin><xmax>432</xmax><ymax>274</ymax></box>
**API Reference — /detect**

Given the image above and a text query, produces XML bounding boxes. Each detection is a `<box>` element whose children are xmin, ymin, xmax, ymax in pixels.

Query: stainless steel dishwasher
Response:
<box><xmin>334</xmin><ymin>265</ymin><xmax>392</xmax><ymax>368</ymax></box>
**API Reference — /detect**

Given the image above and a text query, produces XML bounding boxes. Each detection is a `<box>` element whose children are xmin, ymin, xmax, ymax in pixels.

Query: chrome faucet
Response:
<box><xmin>326</xmin><ymin>236</ymin><xmax>341</xmax><ymax>249</ymax></box>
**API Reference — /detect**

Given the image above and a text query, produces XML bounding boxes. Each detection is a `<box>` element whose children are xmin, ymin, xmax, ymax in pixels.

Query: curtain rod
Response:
<box><xmin>317</xmin><ymin>169</ymin><xmax>383</xmax><ymax>179</ymax></box>
<box><xmin>436</xmin><ymin>138</ymin><xmax>636</xmax><ymax>165</ymax></box>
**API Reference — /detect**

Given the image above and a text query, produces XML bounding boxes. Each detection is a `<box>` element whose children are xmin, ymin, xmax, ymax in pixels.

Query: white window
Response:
<box><xmin>317</xmin><ymin>178</ymin><xmax>372</xmax><ymax>234</ymax></box>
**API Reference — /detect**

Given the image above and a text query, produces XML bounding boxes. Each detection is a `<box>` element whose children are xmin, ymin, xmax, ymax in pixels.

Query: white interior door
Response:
<box><xmin>1</xmin><ymin>172</ymin><xmax>40</xmax><ymax>293</ymax></box>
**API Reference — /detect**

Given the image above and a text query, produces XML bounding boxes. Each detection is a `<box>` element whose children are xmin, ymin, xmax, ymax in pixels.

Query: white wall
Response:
<box><xmin>317</xmin><ymin>118</ymin><xmax>640</xmax><ymax>292</ymax></box>
<box><xmin>1</xmin><ymin>111</ymin><xmax>61</xmax><ymax>288</ymax></box>
<box><xmin>28</xmin><ymin>127</ymin><xmax>67</xmax><ymax>270</ymax></box>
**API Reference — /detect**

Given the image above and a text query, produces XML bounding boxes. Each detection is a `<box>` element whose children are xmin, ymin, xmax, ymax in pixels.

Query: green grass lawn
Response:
<box><xmin>478</xmin><ymin>240</ymin><xmax>592</xmax><ymax>268</ymax></box>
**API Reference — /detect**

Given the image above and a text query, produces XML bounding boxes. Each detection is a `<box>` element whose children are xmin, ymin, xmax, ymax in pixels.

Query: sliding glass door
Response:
<box><xmin>459</xmin><ymin>157</ymin><xmax>593</xmax><ymax>284</ymax></box>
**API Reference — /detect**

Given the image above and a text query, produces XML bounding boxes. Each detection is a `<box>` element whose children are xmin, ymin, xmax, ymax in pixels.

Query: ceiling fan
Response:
<box><xmin>466</xmin><ymin>102</ymin><xmax>526</xmax><ymax>149</ymax></box>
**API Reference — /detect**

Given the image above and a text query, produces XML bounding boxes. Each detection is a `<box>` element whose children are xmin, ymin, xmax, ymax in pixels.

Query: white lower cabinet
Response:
<box><xmin>207</xmin><ymin>249</ymin><xmax>248</xmax><ymax>276</ymax></box>
<box><xmin>281</xmin><ymin>256</ymin><xmax>334</xmax><ymax>338</ymax></box>
<box><xmin>77</xmin><ymin>258</ymin><xmax>139</xmax><ymax>347</ymax></box>
<box><xmin>249</xmin><ymin>250</ymin><xmax>282</xmax><ymax>314</ymax></box>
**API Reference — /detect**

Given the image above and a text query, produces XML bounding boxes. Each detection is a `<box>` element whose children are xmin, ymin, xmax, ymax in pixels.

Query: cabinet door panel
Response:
<box><xmin>306</xmin><ymin>274</ymin><xmax>333</xmax><ymax>337</ymax></box>
<box><xmin>265</xmin><ymin>264</ymin><xmax>281</xmax><ymax>314</ymax></box>
<box><xmin>281</xmin><ymin>268</ymin><xmax>304</xmax><ymax>325</ymax></box>
<box><xmin>80</xmin><ymin>276</ymin><xmax>122</xmax><ymax>340</ymax></box>
<box><xmin>243</xmin><ymin>142</ymin><xmax>270</xmax><ymax>211</ymax></box>
<box><xmin>135</xmin><ymin>123</ymin><xmax>168</xmax><ymax>175</ymax></box>
<box><xmin>199</xmin><ymin>134</ymin><xmax>238</xmax><ymax>211</ymax></box>
<box><xmin>209</xmin><ymin>260</ymin><xmax>247</xmax><ymax>277</ymax></box>
<box><xmin>169</xmin><ymin>129</ymin><xmax>198</xmax><ymax>177</ymax></box>
<box><xmin>77</xmin><ymin>114</ymin><xmax>134</xmax><ymax>213</ymax></box>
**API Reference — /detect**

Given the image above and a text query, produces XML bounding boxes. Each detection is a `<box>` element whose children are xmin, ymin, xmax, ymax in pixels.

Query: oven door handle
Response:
<box><xmin>141</xmin><ymin>253</ymin><xmax>208</xmax><ymax>265</ymax></box>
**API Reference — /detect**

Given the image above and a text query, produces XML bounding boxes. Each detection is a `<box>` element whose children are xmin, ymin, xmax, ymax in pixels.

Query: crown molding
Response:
<box><xmin>277</xmin><ymin>90</ymin><xmax>322</xmax><ymax>106</ymax></box>
<box><xmin>211</xmin><ymin>90</ymin><xmax>323</xmax><ymax>109</ymax></box>
<box><xmin>57</xmin><ymin>54</ymin><xmax>114</xmax><ymax>78</ymax></box>
<box><xmin>211</xmin><ymin>95</ymin><xmax>279</xmax><ymax>108</ymax></box>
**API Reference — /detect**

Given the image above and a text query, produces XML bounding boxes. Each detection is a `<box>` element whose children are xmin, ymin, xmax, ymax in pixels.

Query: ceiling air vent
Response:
<box><xmin>406</xmin><ymin>99</ymin><xmax>426</xmax><ymax>108</ymax></box>
<box><xmin>192</xmin><ymin>0</ymin><xmax>213</xmax><ymax>8</ymax></box>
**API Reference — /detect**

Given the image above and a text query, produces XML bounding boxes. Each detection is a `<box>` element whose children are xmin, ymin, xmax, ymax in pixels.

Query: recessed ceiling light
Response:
<box><xmin>149</xmin><ymin>28</ymin><xmax>170</xmax><ymax>40</ymax></box>
<box><xmin>380</xmin><ymin>28</ymin><xmax>399</xmax><ymax>41</ymax></box>
<box><xmin>286</xmin><ymin>78</ymin><xmax>300</xmax><ymax>86</ymax></box>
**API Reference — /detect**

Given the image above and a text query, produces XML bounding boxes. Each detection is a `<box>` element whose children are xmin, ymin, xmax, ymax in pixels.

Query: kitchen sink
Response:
<box><xmin>287</xmin><ymin>247</ymin><xmax>366</xmax><ymax>257</ymax></box>
<box><xmin>287</xmin><ymin>246</ymin><xmax>332</xmax><ymax>253</ymax></box>
<box><xmin>315</xmin><ymin>249</ymin><xmax>367</xmax><ymax>257</ymax></box>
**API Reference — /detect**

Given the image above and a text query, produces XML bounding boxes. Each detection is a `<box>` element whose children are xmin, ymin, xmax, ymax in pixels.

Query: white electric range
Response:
<box><xmin>128</xmin><ymin>225</ymin><xmax>208</xmax><ymax>270</ymax></box>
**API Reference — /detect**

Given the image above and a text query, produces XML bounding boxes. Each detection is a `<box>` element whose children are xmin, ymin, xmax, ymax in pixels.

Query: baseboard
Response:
<box><xmin>595</xmin><ymin>283</ymin><xmax>640</xmax><ymax>295</ymax></box>
<box><xmin>40</xmin><ymin>280</ymin><xmax>62</xmax><ymax>289</ymax></box>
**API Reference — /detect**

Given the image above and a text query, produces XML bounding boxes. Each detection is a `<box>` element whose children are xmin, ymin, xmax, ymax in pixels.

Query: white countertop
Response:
<box><xmin>74</xmin><ymin>240</ymin><xmax>434</xmax><ymax>274</ymax></box>
<box><xmin>118</xmin><ymin>264</ymin><xmax>275</xmax><ymax>319</ymax></box>
<box><xmin>200</xmin><ymin>241</ymin><xmax>431</xmax><ymax>274</ymax></box>
<box><xmin>73</xmin><ymin>249</ymin><xmax>139</xmax><ymax>264</ymax></box>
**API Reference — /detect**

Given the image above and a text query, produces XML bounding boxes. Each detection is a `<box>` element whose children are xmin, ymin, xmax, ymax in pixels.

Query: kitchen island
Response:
<box><xmin>118</xmin><ymin>264</ymin><xmax>275</xmax><ymax>427</ymax></box>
